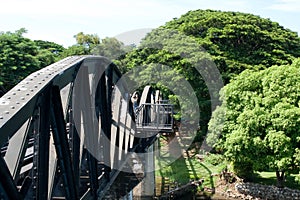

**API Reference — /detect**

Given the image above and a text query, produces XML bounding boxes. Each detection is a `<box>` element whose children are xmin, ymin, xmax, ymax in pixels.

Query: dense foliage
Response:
<box><xmin>0</xmin><ymin>28</ymin><xmax>64</xmax><ymax>95</ymax></box>
<box><xmin>119</xmin><ymin>9</ymin><xmax>300</xmax><ymax>139</ymax></box>
<box><xmin>0</xmin><ymin>29</ymin><xmax>129</xmax><ymax>95</ymax></box>
<box><xmin>208</xmin><ymin>59</ymin><xmax>300</xmax><ymax>186</ymax></box>
<box><xmin>1</xmin><ymin>9</ymin><xmax>300</xmax><ymax>188</ymax></box>
<box><xmin>164</xmin><ymin>9</ymin><xmax>300</xmax><ymax>81</ymax></box>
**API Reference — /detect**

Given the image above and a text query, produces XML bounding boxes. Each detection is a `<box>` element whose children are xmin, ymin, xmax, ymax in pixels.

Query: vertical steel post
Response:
<box><xmin>35</xmin><ymin>88</ymin><xmax>51</xmax><ymax>200</ymax></box>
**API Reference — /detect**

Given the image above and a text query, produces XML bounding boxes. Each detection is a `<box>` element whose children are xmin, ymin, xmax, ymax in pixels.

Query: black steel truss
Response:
<box><xmin>0</xmin><ymin>56</ymin><xmax>173</xmax><ymax>199</ymax></box>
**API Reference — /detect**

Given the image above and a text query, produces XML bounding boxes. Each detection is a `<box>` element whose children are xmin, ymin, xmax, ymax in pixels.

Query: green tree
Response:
<box><xmin>34</xmin><ymin>40</ymin><xmax>65</xmax><ymax>66</ymax></box>
<box><xmin>0</xmin><ymin>29</ymin><xmax>40</xmax><ymax>94</ymax></box>
<box><xmin>119</xmin><ymin>10</ymin><xmax>300</xmax><ymax>140</ymax></box>
<box><xmin>61</xmin><ymin>33</ymin><xmax>129</xmax><ymax>62</ymax></box>
<box><xmin>91</xmin><ymin>37</ymin><xmax>129</xmax><ymax>60</ymax></box>
<box><xmin>121</xmin><ymin>29</ymin><xmax>221</xmax><ymax>136</ymax></box>
<box><xmin>60</xmin><ymin>45</ymin><xmax>89</xmax><ymax>58</ymax></box>
<box><xmin>164</xmin><ymin>9</ymin><xmax>300</xmax><ymax>81</ymax></box>
<box><xmin>60</xmin><ymin>32</ymin><xmax>100</xmax><ymax>57</ymax></box>
<box><xmin>0</xmin><ymin>29</ymin><xmax>64</xmax><ymax>95</ymax></box>
<box><xmin>74</xmin><ymin>32</ymin><xmax>100</xmax><ymax>49</ymax></box>
<box><xmin>208</xmin><ymin>59</ymin><xmax>300</xmax><ymax>187</ymax></box>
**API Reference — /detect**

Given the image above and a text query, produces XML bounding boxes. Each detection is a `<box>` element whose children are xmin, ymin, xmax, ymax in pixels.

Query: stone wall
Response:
<box><xmin>227</xmin><ymin>182</ymin><xmax>300</xmax><ymax>200</ymax></box>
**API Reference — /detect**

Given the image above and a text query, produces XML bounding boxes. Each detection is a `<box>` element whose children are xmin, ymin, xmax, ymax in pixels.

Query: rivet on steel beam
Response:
<box><xmin>5</xmin><ymin>111</ymin><xmax>9</xmax><ymax>114</ymax></box>
<box><xmin>21</xmin><ymin>97</ymin><xmax>25</xmax><ymax>100</ymax></box>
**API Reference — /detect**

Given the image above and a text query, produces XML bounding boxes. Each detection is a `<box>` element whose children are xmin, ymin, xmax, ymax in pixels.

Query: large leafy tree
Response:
<box><xmin>120</xmin><ymin>29</ymin><xmax>220</xmax><ymax>136</ymax></box>
<box><xmin>34</xmin><ymin>40</ymin><xmax>65</xmax><ymax>66</ymax></box>
<box><xmin>164</xmin><ymin>9</ymin><xmax>300</xmax><ymax>81</ymax></box>
<box><xmin>74</xmin><ymin>32</ymin><xmax>100</xmax><ymax>49</ymax></box>
<box><xmin>0</xmin><ymin>28</ymin><xmax>40</xmax><ymax>94</ymax></box>
<box><xmin>61</xmin><ymin>32</ymin><xmax>129</xmax><ymax>61</ymax></box>
<box><xmin>0</xmin><ymin>29</ymin><xmax>65</xmax><ymax>95</ymax></box>
<box><xmin>60</xmin><ymin>32</ymin><xmax>100</xmax><ymax>57</ymax></box>
<box><xmin>91</xmin><ymin>37</ymin><xmax>129</xmax><ymax>60</ymax></box>
<box><xmin>119</xmin><ymin>9</ymin><xmax>300</xmax><ymax>139</ymax></box>
<box><xmin>208</xmin><ymin>59</ymin><xmax>300</xmax><ymax>187</ymax></box>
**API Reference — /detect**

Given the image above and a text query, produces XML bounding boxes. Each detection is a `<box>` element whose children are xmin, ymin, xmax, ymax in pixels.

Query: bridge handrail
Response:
<box><xmin>135</xmin><ymin>102</ymin><xmax>174</xmax><ymax>131</ymax></box>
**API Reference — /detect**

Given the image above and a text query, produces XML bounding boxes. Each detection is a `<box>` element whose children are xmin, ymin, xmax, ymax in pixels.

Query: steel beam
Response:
<box><xmin>35</xmin><ymin>88</ymin><xmax>51</xmax><ymax>200</ymax></box>
<box><xmin>50</xmin><ymin>86</ymin><xmax>78</xmax><ymax>200</ymax></box>
<box><xmin>0</xmin><ymin>156</ymin><xmax>21</xmax><ymax>199</ymax></box>
<box><xmin>4</xmin><ymin>118</ymin><xmax>32</xmax><ymax>180</ymax></box>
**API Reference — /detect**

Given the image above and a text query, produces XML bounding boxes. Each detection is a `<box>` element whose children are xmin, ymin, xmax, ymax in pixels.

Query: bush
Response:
<box><xmin>205</xmin><ymin>153</ymin><xmax>225</xmax><ymax>166</ymax></box>
<box><xmin>233</xmin><ymin>161</ymin><xmax>254</xmax><ymax>181</ymax></box>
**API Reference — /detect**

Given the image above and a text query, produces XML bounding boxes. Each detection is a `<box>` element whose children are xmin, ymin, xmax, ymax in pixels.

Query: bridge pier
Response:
<box><xmin>133</xmin><ymin>143</ymin><xmax>155</xmax><ymax>200</ymax></box>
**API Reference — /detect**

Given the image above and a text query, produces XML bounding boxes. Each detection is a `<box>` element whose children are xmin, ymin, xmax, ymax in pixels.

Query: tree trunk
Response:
<box><xmin>276</xmin><ymin>170</ymin><xmax>285</xmax><ymax>188</ymax></box>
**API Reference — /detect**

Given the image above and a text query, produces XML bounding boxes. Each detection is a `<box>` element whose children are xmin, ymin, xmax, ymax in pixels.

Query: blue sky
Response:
<box><xmin>1</xmin><ymin>0</ymin><xmax>300</xmax><ymax>47</ymax></box>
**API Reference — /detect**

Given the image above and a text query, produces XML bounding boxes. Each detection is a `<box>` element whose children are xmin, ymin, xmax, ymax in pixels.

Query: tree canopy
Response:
<box><xmin>0</xmin><ymin>29</ymin><xmax>65</xmax><ymax>95</ymax></box>
<box><xmin>0</xmin><ymin>29</ymin><xmax>129</xmax><ymax>95</ymax></box>
<box><xmin>164</xmin><ymin>9</ymin><xmax>300</xmax><ymax>81</ymax></box>
<box><xmin>61</xmin><ymin>32</ymin><xmax>128</xmax><ymax>62</ymax></box>
<box><xmin>208</xmin><ymin>59</ymin><xmax>300</xmax><ymax>186</ymax></box>
<box><xmin>119</xmin><ymin>9</ymin><xmax>300</xmax><ymax>139</ymax></box>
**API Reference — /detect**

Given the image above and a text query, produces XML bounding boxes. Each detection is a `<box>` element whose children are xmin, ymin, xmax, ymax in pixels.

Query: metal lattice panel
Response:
<box><xmin>0</xmin><ymin>56</ymin><xmax>149</xmax><ymax>199</ymax></box>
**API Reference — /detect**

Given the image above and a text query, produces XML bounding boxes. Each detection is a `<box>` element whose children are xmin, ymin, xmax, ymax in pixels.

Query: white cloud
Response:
<box><xmin>268</xmin><ymin>0</ymin><xmax>300</xmax><ymax>11</ymax></box>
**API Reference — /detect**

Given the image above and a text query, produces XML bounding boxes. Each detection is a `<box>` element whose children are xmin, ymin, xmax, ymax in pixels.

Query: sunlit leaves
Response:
<box><xmin>164</xmin><ymin>9</ymin><xmax>300</xmax><ymax>81</ymax></box>
<box><xmin>0</xmin><ymin>29</ymin><xmax>65</xmax><ymax>95</ymax></box>
<box><xmin>209</xmin><ymin>59</ymin><xmax>300</xmax><ymax>179</ymax></box>
<box><xmin>0</xmin><ymin>29</ymin><xmax>40</xmax><ymax>93</ymax></box>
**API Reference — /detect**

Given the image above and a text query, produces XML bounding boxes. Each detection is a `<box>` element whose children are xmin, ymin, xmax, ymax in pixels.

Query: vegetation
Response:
<box><xmin>155</xmin><ymin>140</ymin><xmax>227</xmax><ymax>196</ymax></box>
<box><xmin>164</xmin><ymin>9</ymin><xmax>300</xmax><ymax>80</ymax></box>
<box><xmin>119</xmin><ymin>9</ymin><xmax>300</xmax><ymax>141</ymax></box>
<box><xmin>208</xmin><ymin>59</ymin><xmax>300</xmax><ymax>187</ymax></box>
<box><xmin>0</xmin><ymin>28</ymin><xmax>65</xmax><ymax>95</ymax></box>
<box><xmin>0</xmin><ymin>29</ymin><xmax>128</xmax><ymax>95</ymax></box>
<box><xmin>253</xmin><ymin>171</ymin><xmax>300</xmax><ymax>190</ymax></box>
<box><xmin>1</xmin><ymin>9</ymin><xmax>300</xmax><ymax>191</ymax></box>
<box><xmin>61</xmin><ymin>32</ymin><xmax>130</xmax><ymax>63</ymax></box>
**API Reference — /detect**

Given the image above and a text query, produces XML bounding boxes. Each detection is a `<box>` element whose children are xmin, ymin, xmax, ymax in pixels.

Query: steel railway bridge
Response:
<box><xmin>0</xmin><ymin>56</ymin><xmax>174</xmax><ymax>199</ymax></box>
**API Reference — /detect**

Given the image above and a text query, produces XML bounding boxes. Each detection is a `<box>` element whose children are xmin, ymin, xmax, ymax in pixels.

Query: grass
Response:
<box><xmin>253</xmin><ymin>171</ymin><xmax>300</xmax><ymax>189</ymax></box>
<box><xmin>154</xmin><ymin>135</ymin><xmax>300</xmax><ymax>197</ymax></box>
<box><xmin>154</xmin><ymin>136</ymin><xmax>227</xmax><ymax>194</ymax></box>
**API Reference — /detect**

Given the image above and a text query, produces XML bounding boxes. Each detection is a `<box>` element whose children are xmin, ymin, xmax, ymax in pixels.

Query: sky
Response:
<box><xmin>1</xmin><ymin>0</ymin><xmax>300</xmax><ymax>47</ymax></box>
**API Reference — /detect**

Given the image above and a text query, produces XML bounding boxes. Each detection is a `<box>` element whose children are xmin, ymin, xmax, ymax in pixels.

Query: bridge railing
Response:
<box><xmin>135</xmin><ymin>102</ymin><xmax>174</xmax><ymax>133</ymax></box>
